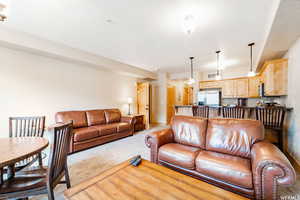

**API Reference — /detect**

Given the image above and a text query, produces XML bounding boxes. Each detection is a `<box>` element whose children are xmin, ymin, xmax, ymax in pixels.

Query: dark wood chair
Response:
<box><xmin>222</xmin><ymin>106</ymin><xmax>246</xmax><ymax>119</ymax></box>
<box><xmin>192</xmin><ymin>106</ymin><xmax>209</xmax><ymax>118</ymax></box>
<box><xmin>255</xmin><ymin>106</ymin><xmax>286</xmax><ymax>150</ymax></box>
<box><xmin>9</xmin><ymin>116</ymin><xmax>46</xmax><ymax>171</ymax></box>
<box><xmin>0</xmin><ymin>122</ymin><xmax>73</xmax><ymax>200</ymax></box>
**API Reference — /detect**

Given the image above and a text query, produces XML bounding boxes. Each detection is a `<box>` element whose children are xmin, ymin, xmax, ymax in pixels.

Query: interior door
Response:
<box><xmin>167</xmin><ymin>86</ymin><xmax>176</xmax><ymax>124</ymax></box>
<box><xmin>137</xmin><ymin>82</ymin><xmax>150</xmax><ymax>129</ymax></box>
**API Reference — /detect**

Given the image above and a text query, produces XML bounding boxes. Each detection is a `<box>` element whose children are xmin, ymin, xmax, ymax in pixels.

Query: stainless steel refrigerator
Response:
<box><xmin>197</xmin><ymin>90</ymin><xmax>221</xmax><ymax>106</ymax></box>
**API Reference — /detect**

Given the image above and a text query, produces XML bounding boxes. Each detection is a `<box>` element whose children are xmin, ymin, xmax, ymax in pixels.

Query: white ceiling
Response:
<box><xmin>3</xmin><ymin>0</ymin><xmax>280</xmax><ymax>73</ymax></box>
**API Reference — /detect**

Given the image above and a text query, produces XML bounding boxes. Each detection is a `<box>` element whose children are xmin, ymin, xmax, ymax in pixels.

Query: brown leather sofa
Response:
<box><xmin>145</xmin><ymin>115</ymin><xmax>296</xmax><ymax>200</ymax></box>
<box><xmin>55</xmin><ymin>109</ymin><xmax>134</xmax><ymax>153</ymax></box>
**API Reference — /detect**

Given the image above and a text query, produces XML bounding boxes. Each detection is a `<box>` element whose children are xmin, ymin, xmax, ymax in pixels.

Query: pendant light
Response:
<box><xmin>187</xmin><ymin>57</ymin><xmax>195</xmax><ymax>85</ymax></box>
<box><xmin>247</xmin><ymin>42</ymin><xmax>256</xmax><ymax>77</ymax></box>
<box><xmin>216</xmin><ymin>51</ymin><xmax>222</xmax><ymax>80</ymax></box>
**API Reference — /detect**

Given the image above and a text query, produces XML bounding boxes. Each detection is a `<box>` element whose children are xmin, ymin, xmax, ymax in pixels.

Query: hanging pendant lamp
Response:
<box><xmin>248</xmin><ymin>42</ymin><xmax>256</xmax><ymax>77</ymax></box>
<box><xmin>187</xmin><ymin>57</ymin><xmax>195</xmax><ymax>85</ymax></box>
<box><xmin>216</xmin><ymin>51</ymin><xmax>222</xmax><ymax>80</ymax></box>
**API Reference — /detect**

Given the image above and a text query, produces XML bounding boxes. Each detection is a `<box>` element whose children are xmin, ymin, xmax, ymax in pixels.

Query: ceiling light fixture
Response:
<box><xmin>186</xmin><ymin>57</ymin><xmax>195</xmax><ymax>85</ymax></box>
<box><xmin>247</xmin><ymin>42</ymin><xmax>256</xmax><ymax>77</ymax></box>
<box><xmin>183</xmin><ymin>15</ymin><xmax>196</xmax><ymax>35</ymax></box>
<box><xmin>0</xmin><ymin>0</ymin><xmax>9</xmax><ymax>22</ymax></box>
<box><xmin>216</xmin><ymin>51</ymin><xmax>222</xmax><ymax>80</ymax></box>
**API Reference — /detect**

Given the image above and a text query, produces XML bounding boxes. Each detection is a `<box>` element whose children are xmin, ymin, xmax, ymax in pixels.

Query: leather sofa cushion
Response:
<box><xmin>86</xmin><ymin>110</ymin><xmax>106</xmax><ymax>126</ymax></box>
<box><xmin>206</xmin><ymin>118</ymin><xmax>264</xmax><ymax>158</ymax></box>
<box><xmin>55</xmin><ymin>111</ymin><xmax>87</xmax><ymax>128</ymax></box>
<box><xmin>116</xmin><ymin>122</ymin><xmax>131</xmax><ymax>132</ymax></box>
<box><xmin>105</xmin><ymin>109</ymin><xmax>121</xmax><ymax>123</ymax></box>
<box><xmin>73</xmin><ymin>127</ymin><xmax>99</xmax><ymax>142</ymax></box>
<box><xmin>171</xmin><ymin>115</ymin><xmax>207</xmax><ymax>149</ymax></box>
<box><xmin>94</xmin><ymin>124</ymin><xmax>117</xmax><ymax>136</ymax></box>
<box><xmin>195</xmin><ymin>151</ymin><xmax>253</xmax><ymax>189</ymax></box>
<box><xmin>159</xmin><ymin>143</ymin><xmax>201</xmax><ymax>170</ymax></box>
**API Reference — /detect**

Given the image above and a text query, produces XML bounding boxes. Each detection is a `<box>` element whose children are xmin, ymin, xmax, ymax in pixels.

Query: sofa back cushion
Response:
<box><xmin>86</xmin><ymin>110</ymin><xmax>106</xmax><ymax>126</ymax></box>
<box><xmin>171</xmin><ymin>115</ymin><xmax>207</xmax><ymax>149</ymax></box>
<box><xmin>206</xmin><ymin>118</ymin><xmax>264</xmax><ymax>158</ymax></box>
<box><xmin>104</xmin><ymin>109</ymin><xmax>121</xmax><ymax>123</ymax></box>
<box><xmin>55</xmin><ymin>111</ymin><xmax>87</xmax><ymax>128</ymax></box>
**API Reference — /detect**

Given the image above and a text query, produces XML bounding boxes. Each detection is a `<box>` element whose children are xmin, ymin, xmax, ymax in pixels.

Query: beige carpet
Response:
<box><xmin>31</xmin><ymin>125</ymin><xmax>300</xmax><ymax>200</ymax></box>
<box><xmin>32</xmin><ymin>125</ymin><xmax>166</xmax><ymax>200</ymax></box>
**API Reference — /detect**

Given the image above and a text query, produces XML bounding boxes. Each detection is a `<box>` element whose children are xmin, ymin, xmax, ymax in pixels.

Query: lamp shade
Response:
<box><xmin>127</xmin><ymin>97</ymin><xmax>133</xmax><ymax>104</ymax></box>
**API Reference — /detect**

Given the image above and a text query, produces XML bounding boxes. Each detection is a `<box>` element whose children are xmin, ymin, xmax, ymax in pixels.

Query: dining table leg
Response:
<box><xmin>7</xmin><ymin>164</ymin><xmax>15</xmax><ymax>180</ymax></box>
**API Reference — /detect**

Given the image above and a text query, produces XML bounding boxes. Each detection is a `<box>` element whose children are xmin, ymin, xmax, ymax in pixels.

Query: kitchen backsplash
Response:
<box><xmin>222</xmin><ymin>97</ymin><xmax>286</xmax><ymax>107</ymax></box>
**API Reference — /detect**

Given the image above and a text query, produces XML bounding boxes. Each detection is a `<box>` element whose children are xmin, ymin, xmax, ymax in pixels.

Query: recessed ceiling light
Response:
<box><xmin>106</xmin><ymin>19</ymin><xmax>113</xmax><ymax>23</ymax></box>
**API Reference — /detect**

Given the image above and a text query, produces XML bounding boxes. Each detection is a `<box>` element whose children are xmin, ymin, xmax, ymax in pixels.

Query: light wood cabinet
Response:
<box><xmin>235</xmin><ymin>78</ymin><xmax>249</xmax><ymax>98</ymax></box>
<box><xmin>198</xmin><ymin>59</ymin><xmax>288</xmax><ymax>98</ymax></box>
<box><xmin>199</xmin><ymin>81</ymin><xmax>222</xmax><ymax>89</ymax></box>
<box><xmin>222</xmin><ymin>80</ymin><xmax>235</xmax><ymax>98</ymax></box>
<box><xmin>261</xmin><ymin>59</ymin><xmax>288</xmax><ymax>96</ymax></box>
<box><xmin>248</xmin><ymin>76</ymin><xmax>261</xmax><ymax>98</ymax></box>
<box><xmin>222</xmin><ymin>78</ymin><xmax>248</xmax><ymax>98</ymax></box>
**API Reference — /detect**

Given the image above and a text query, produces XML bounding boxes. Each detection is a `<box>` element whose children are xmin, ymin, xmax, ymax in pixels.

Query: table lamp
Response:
<box><xmin>127</xmin><ymin>97</ymin><xmax>133</xmax><ymax>115</ymax></box>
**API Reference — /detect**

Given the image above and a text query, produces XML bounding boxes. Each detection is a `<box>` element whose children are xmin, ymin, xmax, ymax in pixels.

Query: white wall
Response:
<box><xmin>282</xmin><ymin>37</ymin><xmax>300</xmax><ymax>164</ymax></box>
<box><xmin>199</xmin><ymin>66</ymin><xmax>250</xmax><ymax>81</ymax></box>
<box><xmin>0</xmin><ymin>46</ymin><xmax>137</xmax><ymax>137</ymax></box>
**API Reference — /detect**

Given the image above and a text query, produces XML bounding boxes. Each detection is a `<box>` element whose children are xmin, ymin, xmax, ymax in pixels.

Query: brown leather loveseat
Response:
<box><xmin>55</xmin><ymin>109</ymin><xmax>134</xmax><ymax>153</ymax></box>
<box><xmin>145</xmin><ymin>115</ymin><xmax>296</xmax><ymax>200</ymax></box>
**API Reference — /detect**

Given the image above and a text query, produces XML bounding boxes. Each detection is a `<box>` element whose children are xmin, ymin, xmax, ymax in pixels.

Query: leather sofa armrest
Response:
<box><xmin>121</xmin><ymin>116</ymin><xmax>135</xmax><ymax>125</ymax></box>
<box><xmin>145</xmin><ymin>128</ymin><xmax>174</xmax><ymax>163</ymax></box>
<box><xmin>251</xmin><ymin>142</ymin><xmax>296</xmax><ymax>200</ymax></box>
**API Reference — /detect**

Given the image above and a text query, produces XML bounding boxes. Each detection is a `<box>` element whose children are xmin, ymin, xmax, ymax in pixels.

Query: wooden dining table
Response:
<box><xmin>0</xmin><ymin>137</ymin><xmax>49</xmax><ymax>184</ymax></box>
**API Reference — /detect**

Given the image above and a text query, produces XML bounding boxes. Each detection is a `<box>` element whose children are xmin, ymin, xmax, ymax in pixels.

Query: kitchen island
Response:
<box><xmin>174</xmin><ymin>105</ymin><xmax>293</xmax><ymax>119</ymax></box>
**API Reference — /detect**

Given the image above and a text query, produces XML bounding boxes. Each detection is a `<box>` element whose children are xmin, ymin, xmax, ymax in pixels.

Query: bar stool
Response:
<box><xmin>192</xmin><ymin>106</ymin><xmax>209</xmax><ymax>118</ymax></box>
<box><xmin>255</xmin><ymin>106</ymin><xmax>286</xmax><ymax>150</ymax></box>
<box><xmin>222</xmin><ymin>106</ymin><xmax>246</xmax><ymax>119</ymax></box>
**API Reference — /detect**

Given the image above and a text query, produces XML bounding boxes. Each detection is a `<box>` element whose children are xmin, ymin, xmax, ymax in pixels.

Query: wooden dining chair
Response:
<box><xmin>0</xmin><ymin>122</ymin><xmax>73</xmax><ymax>200</ymax></box>
<box><xmin>192</xmin><ymin>106</ymin><xmax>209</xmax><ymax>118</ymax></box>
<box><xmin>9</xmin><ymin>116</ymin><xmax>46</xmax><ymax>171</ymax></box>
<box><xmin>255</xmin><ymin>106</ymin><xmax>286</xmax><ymax>150</ymax></box>
<box><xmin>222</xmin><ymin>106</ymin><xmax>246</xmax><ymax>119</ymax></box>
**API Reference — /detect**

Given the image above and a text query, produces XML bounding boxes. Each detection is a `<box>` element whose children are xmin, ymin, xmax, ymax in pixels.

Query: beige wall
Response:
<box><xmin>198</xmin><ymin>66</ymin><xmax>250</xmax><ymax>81</ymax></box>
<box><xmin>0</xmin><ymin>46</ymin><xmax>137</xmax><ymax>137</ymax></box>
<box><xmin>151</xmin><ymin>72</ymin><xmax>167</xmax><ymax>124</ymax></box>
<box><xmin>282</xmin><ymin>37</ymin><xmax>300</xmax><ymax>164</ymax></box>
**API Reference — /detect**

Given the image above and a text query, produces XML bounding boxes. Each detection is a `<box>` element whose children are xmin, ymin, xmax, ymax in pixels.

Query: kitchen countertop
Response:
<box><xmin>174</xmin><ymin>105</ymin><xmax>293</xmax><ymax>111</ymax></box>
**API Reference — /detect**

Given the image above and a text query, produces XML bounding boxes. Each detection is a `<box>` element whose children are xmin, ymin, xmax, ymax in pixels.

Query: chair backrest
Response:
<box><xmin>222</xmin><ymin>106</ymin><xmax>246</xmax><ymax>119</ymax></box>
<box><xmin>9</xmin><ymin>116</ymin><xmax>46</xmax><ymax>138</ymax></box>
<box><xmin>47</xmin><ymin>122</ymin><xmax>73</xmax><ymax>185</ymax></box>
<box><xmin>192</xmin><ymin>106</ymin><xmax>209</xmax><ymax>118</ymax></box>
<box><xmin>255</xmin><ymin>106</ymin><xmax>286</xmax><ymax>129</ymax></box>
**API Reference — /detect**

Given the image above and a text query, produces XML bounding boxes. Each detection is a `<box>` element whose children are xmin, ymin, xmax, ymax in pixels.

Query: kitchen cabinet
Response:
<box><xmin>235</xmin><ymin>78</ymin><xmax>249</xmax><ymax>98</ymax></box>
<box><xmin>222</xmin><ymin>78</ymin><xmax>248</xmax><ymax>98</ymax></box>
<box><xmin>248</xmin><ymin>76</ymin><xmax>261</xmax><ymax>98</ymax></box>
<box><xmin>261</xmin><ymin>59</ymin><xmax>288</xmax><ymax>96</ymax></box>
<box><xmin>198</xmin><ymin>58</ymin><xmax>288</xmax><ymax>98</ymax></box>
<box><xmin>222</xmin><ymin>80</ymin><xmax>235</xmax><ymax>98</ymax></box>
<box><xmin>199</xmin><ymin>81</ymin><xmax>222</xmax><ymax>89</ymax></box>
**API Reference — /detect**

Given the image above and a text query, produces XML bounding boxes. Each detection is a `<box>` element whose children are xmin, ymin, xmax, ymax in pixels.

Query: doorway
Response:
<box><xmin>137</xmin><ymin>82</ymin><xmax>151</xmax><ymax>129</ymax></box>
